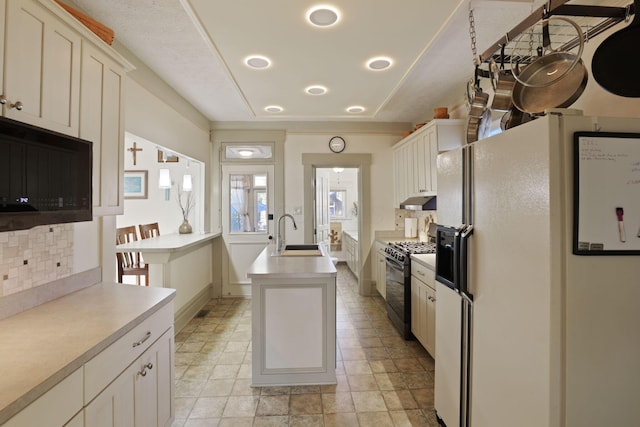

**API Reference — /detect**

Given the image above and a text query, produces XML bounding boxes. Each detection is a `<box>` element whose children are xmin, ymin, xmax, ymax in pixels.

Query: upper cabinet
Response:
<box><xmin>80</xmin><ymin>42</ymin><xmax>127</xmax><ymax>215</ymax></box>
<box><xmin>3</xmin><ymin>0</ymin><xmax>81</xmax><ymax>136</ymax></box>
<box><xmin>0</xmin><ymin>0</ymin><xmax>133</xmax><ymax>215</ymax></box>
<box><xmin>393</xmin><ymin>119</ymin><xmax>464</xmax><ymax>206</ymax></box>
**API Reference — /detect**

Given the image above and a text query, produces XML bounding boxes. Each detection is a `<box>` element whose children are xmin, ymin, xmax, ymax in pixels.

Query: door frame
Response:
<box><xmin>302</xmin><ymin>153</ymin><xmax>372</xmax><ymax>296</ymax></box>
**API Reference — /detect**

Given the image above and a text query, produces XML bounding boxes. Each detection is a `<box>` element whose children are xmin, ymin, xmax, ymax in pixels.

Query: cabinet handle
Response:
<box><xmin>145</xmin><ymin>362</ymin><xmax>153</xmax><ymax>370</ymax></box>
<box><xmin>417</xmin><ymin>270</ymin><xmax>425</xmax><ymax>277</ymax></box>
<box><xmin>137</xmin><ymin>362</ymin><xmax>154</xmax><ymax>377</ymax></box>
<box><xmin>138</xmin><ymin>368</ymin><xmax>147</xmax><ymax>377</ymax></box>
<box><xmin>9</xmin><ymin>101</ymin><xmax>22</xmax><ymax>111</ymax></box>
<box><xmin>132</xmin><ymin>331</ymin><xmax>152</xmax><ymax>348</ymax></box>
<box><xmin>0</xmin><ymin>95</ymin><xmax>7</xmax><ymax>104</ymax></box>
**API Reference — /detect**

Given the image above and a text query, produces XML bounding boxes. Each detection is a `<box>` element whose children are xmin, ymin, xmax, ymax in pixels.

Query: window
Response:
<box><xmin>230</xmin><ymin>173</ymin><xmax>268</xmax><ymax>232</ymax></box>
<box><xmin>329</xmin><ymin>190</ymin><xmax>346</xmax><ymax>218</ymax></box>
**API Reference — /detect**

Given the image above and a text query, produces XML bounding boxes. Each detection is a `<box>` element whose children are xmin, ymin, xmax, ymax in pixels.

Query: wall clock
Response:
<box><xmin>329</xmin><ymin>136</ymin><xmax>345</xmax><ymax>153</ymax></box>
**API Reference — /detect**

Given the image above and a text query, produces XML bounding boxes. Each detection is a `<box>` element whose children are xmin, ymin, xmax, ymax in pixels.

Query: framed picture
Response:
<box><xmin>157</xmin><ymin>149</ymin><xmax>179</xmax><ymax>163</ymax></box>
<box><xmin>124</xmin><ymin>170</ymin><xmax>148</xmax><ymax>199</ymax></box>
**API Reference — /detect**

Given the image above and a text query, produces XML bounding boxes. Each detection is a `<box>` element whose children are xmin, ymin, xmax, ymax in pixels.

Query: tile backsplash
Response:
<box><xmin>0</xmin><ymin>225</ymin><xmax>73</xmax><ymax>297</ymax></box>
<box><xmin>395</xmin><ymin>209</ymin><xmax>437</xmax><ymax>234</ymax></box>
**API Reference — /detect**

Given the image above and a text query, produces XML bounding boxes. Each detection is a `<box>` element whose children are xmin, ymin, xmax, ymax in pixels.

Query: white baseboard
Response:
<box><xmin>174</xmin><ymin>283</ymin><xmax>213</xmax><ymax>333</ymax></box>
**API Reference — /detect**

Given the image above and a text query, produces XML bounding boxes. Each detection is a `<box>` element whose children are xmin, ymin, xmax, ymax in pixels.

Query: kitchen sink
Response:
<box><xmin>273</xmin><ymin>244</ymin><xmax>323</xmax><ymax>256</ymax></box>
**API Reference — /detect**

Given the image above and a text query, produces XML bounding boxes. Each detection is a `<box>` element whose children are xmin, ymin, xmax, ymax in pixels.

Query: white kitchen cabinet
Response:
<box><xmin>3</xmin><ymin>0</ymin><xmax>81</xmax><ymax>136</ymax></box>
<box><xmin>393</xmin><ymin>119</ymin><xmax>464</xmax><ymax>206</ymax></box>
<box><xmin>411</xmin><ymin>260</ymin><xmax>436</xmax><ymax>356</ymax></box>
<box><xmin>343</xmin><ymin>231</ymin><xmax>359</xmax><ymax>279</ymax></box>
<box><xmin>374</xmin><ymin>241</ymin><xmax>387</xmax><ymax>299</ymax></box>
<box><xmin>80</xmin><ymin>42</ymin><xmax>129</xmax><ymax>215</ymax></box>
<box><xmin>3</xmin><ymin>368</ymin><xmax>83</xmax><ymax>427</ymax></box>
<box><xmin>85</xmin><ymin>328</ymin><xmax>174</xmax><ymax>427</ymax></box>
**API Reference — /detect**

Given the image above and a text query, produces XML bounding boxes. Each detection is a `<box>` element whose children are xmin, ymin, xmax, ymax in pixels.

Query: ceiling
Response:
<box><xmin>64</xmin><ymin>0</ymin><xmax>630</xmax><ymax>125</ymax></box>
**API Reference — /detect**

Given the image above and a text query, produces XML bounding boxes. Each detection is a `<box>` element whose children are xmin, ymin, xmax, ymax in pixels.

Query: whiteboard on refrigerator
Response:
<box><xmin>574</xmin><ymin>131</ymin><xmax>640</xmax><ymax>255</ymax></box>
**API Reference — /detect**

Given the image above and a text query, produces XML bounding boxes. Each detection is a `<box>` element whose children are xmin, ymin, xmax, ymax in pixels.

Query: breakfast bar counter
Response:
<box><xmin>247</xmin><ymin>244</ymin><xmax>337</xmax><ymax>387</ymax></box>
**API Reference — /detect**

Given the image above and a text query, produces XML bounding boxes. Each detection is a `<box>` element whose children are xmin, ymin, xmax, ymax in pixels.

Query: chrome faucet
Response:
<box><xmin>276</xmin><ymin>213</ymin><xmax>297</xmax><ymax>252</ymax></box>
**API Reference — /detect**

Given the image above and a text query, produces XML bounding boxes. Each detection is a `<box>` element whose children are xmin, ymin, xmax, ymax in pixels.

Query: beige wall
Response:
<box><xmin>283</xmin><ymin>132</ymin><xmax>401</xmax><ymax>244</ymax></box>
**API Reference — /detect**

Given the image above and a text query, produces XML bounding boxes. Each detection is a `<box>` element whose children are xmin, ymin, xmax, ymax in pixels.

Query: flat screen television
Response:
<box><xmin>0</xmin><ymin>116</ymin><xmax>92</xmax><ymax>232</ymax></box>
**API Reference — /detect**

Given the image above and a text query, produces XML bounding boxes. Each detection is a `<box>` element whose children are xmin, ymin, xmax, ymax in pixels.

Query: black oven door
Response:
<box><xmin>435</xmin><ymin>225</ymin><xmax>459</xmax><ymax>291</ymax></box>
<box><xmin>385</xmin><ymin>255</ymin><xmax>412</xmax><ymax>339</ymax></box>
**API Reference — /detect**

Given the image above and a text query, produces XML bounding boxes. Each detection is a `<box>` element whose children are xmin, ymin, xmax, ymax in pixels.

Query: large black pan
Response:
<box><xmin>592</xmin><ymin>0</ymin><xmax>640</xmax><ymax>97</ymax></box>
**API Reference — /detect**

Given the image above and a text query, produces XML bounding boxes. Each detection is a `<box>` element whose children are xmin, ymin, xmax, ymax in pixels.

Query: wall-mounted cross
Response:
<box><xmin>127</xmin><ymin>141</ymin><xmax>143</xmax><ymax>165</ymax></box>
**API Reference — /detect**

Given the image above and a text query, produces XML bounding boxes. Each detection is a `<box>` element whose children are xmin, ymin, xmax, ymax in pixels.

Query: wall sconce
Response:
<box><xmin>158</xmin><ymin>168</ymin><xmax>172</xmax><ymax>189</ymax></box>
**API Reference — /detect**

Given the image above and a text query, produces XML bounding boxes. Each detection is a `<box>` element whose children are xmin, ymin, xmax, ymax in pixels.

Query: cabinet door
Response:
<box><xmin>80</xmin><ymin>42</ymin><xmax>125</xmax><ymax>215</ymax></box>
<box><xmin>376</xmin><ymin>247</ymin><xmax>386</xmax><ymax>299</ymax></box>
<box><xmin>134</xmin><ymin>328</ymin><xmax>175</xmax><ymax>427</ymax></box>
<box><xmin>426</xmin><ymin>126</ymin><xmax>439</xmax><ymax>193</ymax></box>
<box><xmin>4</xmin><ymin>0</ymin><xmax>81</xmax><ymax>135</ymax></box>
<box><xmin>426</xmin><ymin>285</ymin><xmax>436</xmax><ymax>356</ymax></box>
<box><xmin>85</xmin><ymin>362</ymin><xmax>135</xmax><ymax>427</ymax></box>
<box><xmin>411</xmin><ymin>276</ymin><xmax>429</xmax><ymax>347</ymax></box>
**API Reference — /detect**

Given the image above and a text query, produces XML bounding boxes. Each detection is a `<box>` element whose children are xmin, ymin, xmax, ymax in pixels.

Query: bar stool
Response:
<box><xmin>139</xmin><ymin>222</ymin><xmax>160</xmax><ymax>240</ymax></box>
<box><xmin>115</xmin><ymin>225</ymin><xmax>148</xmax><ymax>286</ymax></box>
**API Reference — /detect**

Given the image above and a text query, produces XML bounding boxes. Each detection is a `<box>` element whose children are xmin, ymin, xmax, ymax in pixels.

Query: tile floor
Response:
<box><xmin>172</xmin><ymin>264</ymin><xmax>438</xmax><ymax>426</ymax></box>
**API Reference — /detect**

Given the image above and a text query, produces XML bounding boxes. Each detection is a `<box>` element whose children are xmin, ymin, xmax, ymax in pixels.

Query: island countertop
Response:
<box><xmin>115</xmin><ymin>231</ymin><xmax>219</xmax><ymax>254</ymax></box>
<box><xmin>247</xmin><ymin>244</ymin><xmax>337</xmax><ymax>280</ymax></box>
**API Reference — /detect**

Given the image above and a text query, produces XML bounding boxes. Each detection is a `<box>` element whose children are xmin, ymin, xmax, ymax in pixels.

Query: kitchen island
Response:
<box><xmin>247</xmin><ymin>244</ymin><xmax>337</xmax><ymax>386</ymax></box>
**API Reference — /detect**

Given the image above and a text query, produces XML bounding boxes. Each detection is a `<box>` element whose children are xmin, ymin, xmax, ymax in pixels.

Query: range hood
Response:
<box><xmin>399</xmin><ymin>196</ymin><xmax>437</xmax><ymax>211</ymax></box>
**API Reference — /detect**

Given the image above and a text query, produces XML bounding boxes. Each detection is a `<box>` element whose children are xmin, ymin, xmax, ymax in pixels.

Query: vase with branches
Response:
<box><xmin>176</xmin><ymin>185</ymin><xmax>194</xmax><ymax>234</ymax></box>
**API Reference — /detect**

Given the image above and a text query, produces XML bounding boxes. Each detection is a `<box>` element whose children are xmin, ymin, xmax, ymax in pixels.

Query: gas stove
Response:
<box><xmin>384</xmin><ymin>241</ymin><xmax>436</xmax><ymax>264</ymax></box>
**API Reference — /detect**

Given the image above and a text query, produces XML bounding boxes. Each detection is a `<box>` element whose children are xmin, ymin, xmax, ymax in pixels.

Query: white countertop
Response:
<box><xmin>247</xmin><ymin>244</ymin><xmax>337</xmax><ymax>279</ymax></box>
<box><xmin>411</xmin><ymin>253</ymin><xmax>436</xmax><ymax>271</ymax></box>
<box><xmin>0</xmin><ymin>284</ymin><xmax>175</xmax><ymax>424</ymax></box>
<box><xmin>115</xmin><ymin>232</ymin><xmax>219</xmax><ymax>253</ymax></box>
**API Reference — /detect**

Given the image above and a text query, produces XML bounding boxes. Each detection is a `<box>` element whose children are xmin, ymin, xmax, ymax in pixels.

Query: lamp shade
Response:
<box><xmin>182</xmin><ymin>174</ymin><xmax>193</xmax><ymax>191</ymax></box>
<box><xmin>158</xmin><ymin>168</ymin><xmax>172</xmax><ymax>189</ymax></box>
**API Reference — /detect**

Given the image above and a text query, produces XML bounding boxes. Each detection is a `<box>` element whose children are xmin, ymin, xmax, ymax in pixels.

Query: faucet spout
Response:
<box><xmin>276</xmin><ymin>214</ymin><xmax>297</xmax><ymax>252</ymax></box>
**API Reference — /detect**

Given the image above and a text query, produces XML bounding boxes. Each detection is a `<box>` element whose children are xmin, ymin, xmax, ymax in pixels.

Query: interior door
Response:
<box><xmin>314</xmin><ymin>168</ymin><xmax>330</xmax><ymax>245</ymax></box>
<box><xmin>222</xmin><ymin>164</ymin><xmax>274</xmax><ymax>296</ymax></box>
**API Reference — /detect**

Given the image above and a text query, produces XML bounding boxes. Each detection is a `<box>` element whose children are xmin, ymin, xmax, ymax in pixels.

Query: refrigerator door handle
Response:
<box><xmin>460</xmin><ymin>225</ymin><xmax>474</xmax><ymax>300</ymax></box>
<box><xmin>452</xmin><ymin>225</ymin><xmax>465</xmax><ymax>291</ymax></box>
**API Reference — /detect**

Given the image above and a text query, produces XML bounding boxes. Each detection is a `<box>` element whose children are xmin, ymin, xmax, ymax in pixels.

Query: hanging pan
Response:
<box><xmin>510</xmin><ymin>17</ymin><xmax>588</xmax><ymax>115</ymax></box>
<box><xmin>592</xmin><ymin>0</ymin><xmax>640</xmax><ymax>97</ymax></box>
<box><xmin>466</xmin><ymin>66</ymin><xmax>490</xmax><ymax>144</ymax></box>
<box><xmin>489</xmin><ymin>45</ymin><xmax>516</xmax><ymax>112</ymax></box>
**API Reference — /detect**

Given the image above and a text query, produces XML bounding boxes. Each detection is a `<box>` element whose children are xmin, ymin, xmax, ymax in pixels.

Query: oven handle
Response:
<box><xmin>385</xmin><ymin>256</ymin><xmax>404</xmax><ymax>272</ymax></box>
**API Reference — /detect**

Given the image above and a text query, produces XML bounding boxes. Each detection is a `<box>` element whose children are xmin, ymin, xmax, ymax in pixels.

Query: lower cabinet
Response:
<box><xmin>375</xmin><ymin>241</ymin><xmax>387</xmax><ymax>299</ymax></box>
<box><xmin>411</xmin><ymin>261</ymin><xmax>436</xmax><ymax>357</ymax></box>
<box><xmin>343</xmin><ymin>232</ymin><xmax>359</xmax><ymax>279</ymax></box>
<box><xmin>85</xmin><ymin>328</ymin><xmax>174</xmax><ymax>427</ymax></box>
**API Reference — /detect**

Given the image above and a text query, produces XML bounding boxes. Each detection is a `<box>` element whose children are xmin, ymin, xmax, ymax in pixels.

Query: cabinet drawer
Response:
<box><xmin>84</xmin><ymin>302</ymin><xmax>173</xmax><ymax>403</ymax></box>
<box><xmin>411</xmin><ymin>261</ymin><xmax>435</xmax><ymax>289</ymax></box>
<box><xmin>4</xmin><ymin>368</ymin><xmax>83</xmax><ymax>427</ymax></box>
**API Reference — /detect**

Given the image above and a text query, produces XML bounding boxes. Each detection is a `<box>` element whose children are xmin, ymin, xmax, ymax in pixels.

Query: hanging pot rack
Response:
<box><xmin>478</xmin><ymin>1</ymin><xmax>636</xmax><ymax>65</ymax></box>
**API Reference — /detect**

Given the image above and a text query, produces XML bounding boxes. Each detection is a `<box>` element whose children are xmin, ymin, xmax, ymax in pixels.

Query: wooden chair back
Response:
<box><xmin>139</xmin><ymin>222</ymin><xmax>160</xmax><ymax>240</ymax></box>
<box><xmin>115</xmin><ymin>225</ymin><xmax>148</xmax><ymax>286</ymax></box>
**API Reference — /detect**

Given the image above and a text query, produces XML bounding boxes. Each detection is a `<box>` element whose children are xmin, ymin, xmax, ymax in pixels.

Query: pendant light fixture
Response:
<box><xmin>158</xmin><ymin>150</ymin><xmax>172</xmax><ymax>189</ymax></box>
<box><xmin>182</xmin><ymin>159</ymin><xmax>193</xmax><ymax>191</ymax></box>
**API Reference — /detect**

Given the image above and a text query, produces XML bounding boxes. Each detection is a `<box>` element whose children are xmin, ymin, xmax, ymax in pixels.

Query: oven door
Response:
<box><xmin>385</xmin><ymin>255</ymin><xmax>408</xmax><ymax>322</ymax></box>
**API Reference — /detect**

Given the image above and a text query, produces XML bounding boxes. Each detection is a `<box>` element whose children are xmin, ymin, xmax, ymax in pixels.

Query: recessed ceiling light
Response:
<box><xmin>367</xmin><ymin>57</ymin><xmax>393</xmax><ymax>70</ymax></box>
<box><xmin>305</xmin><ymin>85</ymin><xmax>328</xmax><ymax>95</ymax></box>
<box><xmin>245</xmin><ymin>55</ymin><xmax>271</xmax><ymax>69</ymax></box>
<box><xmin>346</xmin><ymin>106</ymin><xmax>365</xmax><ymax>114</ymax></box>
<box><xmin>306</xmin><ymin>5</ymin><xmax>340</xmax><ymax>27</ymax></box>
<box><xmin>264</xmin><ymin>105</ymin><xmax>283</xmax><ymax>113</ymax></box>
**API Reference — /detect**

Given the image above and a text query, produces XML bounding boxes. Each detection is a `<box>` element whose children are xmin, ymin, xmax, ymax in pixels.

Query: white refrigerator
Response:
<box><xmin>434</xmin><ymin>110</ymin><xmax>640</xmax><ymax>427</ymax></box>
